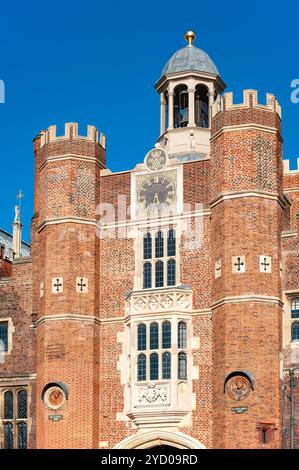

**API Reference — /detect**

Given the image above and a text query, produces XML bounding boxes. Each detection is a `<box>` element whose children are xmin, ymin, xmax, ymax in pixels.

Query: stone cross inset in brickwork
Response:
<box><xmin>76</xmin><ymin>277</ymin><xmax>88</xmax><ymax>293</ymax></box>
<box><xmin>52</xmin><ymin>277</ymin><xmax>63</xmax><ymax>294</ymax></box>
<box><xmin>232</xmin><ymin>256</ymin><xmax>245</xmax><ymax>273</ymax></box>
<box><xmin>54</xmin><ymin>279</ymin><xmax>62</xmax><ymax>292</ymax></box>
<box><xmin>261</xmin><ymin>258</ymin><xmax>270</xmax><ymax>271</ymax></box>
<box><xmin>259</xmin><ymin>255</ymin><xmax>271</xmax><ymax>273</ymax></box>
<box><xmin>234</xmin><ymin>257</ymin><xmax>244</xmax><ymax>271</ymax></box>
<box><xmin>77</xmin><ymin>278</ymin><xmax>86</xmax><ymax>292</ymax></box>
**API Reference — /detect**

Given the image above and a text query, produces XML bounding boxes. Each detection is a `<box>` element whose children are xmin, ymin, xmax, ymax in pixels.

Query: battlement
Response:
<box><xmin>212</xmin><ymin>89</ymin><xmax>281</xmax><ymax>118</ymax></box>
<box><xmin>40</xmin><ymin>123</ymin><xmax>106</xmax><ymax>149</ymax></box>
<box><xmin>283</xmin><ymin>158</ymin><xmax>299</xmax><ymax>175</ymax></box>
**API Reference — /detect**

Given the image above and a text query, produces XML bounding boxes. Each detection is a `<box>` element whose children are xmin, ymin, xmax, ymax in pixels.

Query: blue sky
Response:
<box><xmin>0</xmin><ymin>0</ymin><xmax>298</xmax><ymax>241</ymax></box>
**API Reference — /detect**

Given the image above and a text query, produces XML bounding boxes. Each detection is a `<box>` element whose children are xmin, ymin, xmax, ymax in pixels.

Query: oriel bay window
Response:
<box><xmin>142</xmin><ymin>230</ymin><xmax>177</xmax><ymax>289</ymax></box>
<box><xmin>136</xmin><ymin>320</ymin><xmax>188</xmax><ymax>381</ymax></box>
<box><xmin>1</xmin><ymin>388</ymin><xmax>28</xmax><ymax>449</ymax></box>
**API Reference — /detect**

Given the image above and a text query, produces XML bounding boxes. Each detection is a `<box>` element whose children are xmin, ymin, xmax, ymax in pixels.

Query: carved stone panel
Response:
<box><xmin>134</xmin><ymin>383</ymin><xmax>170</xmax><ymax>408</ymax></box>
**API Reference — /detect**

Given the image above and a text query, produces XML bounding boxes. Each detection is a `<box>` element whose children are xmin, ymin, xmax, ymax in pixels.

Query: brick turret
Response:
<box><xmin>210</xmin><ymin>90</ymin><xmax>284</xmax><ymax>448</ymax></box>
<box><xmin>33</xmin><ymin>123</ymin><xmax>105</xmax><ymax>448</ymax></box>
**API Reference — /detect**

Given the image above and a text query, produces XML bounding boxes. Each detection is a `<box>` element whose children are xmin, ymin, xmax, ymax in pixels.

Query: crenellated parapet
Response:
<box><xmin>212</xmin><ymin>89</ymin><xmax>281</xmax><ymax>118</ymax></box>
<box><xmin>40</xmin><ymin>122</ymin><xmax>106</xmax><ymax>149</ymax></box>
<box><xmin>211</xmin><ymin>89</ymin><xmax>282</xmax><ymax>139</ymax></box>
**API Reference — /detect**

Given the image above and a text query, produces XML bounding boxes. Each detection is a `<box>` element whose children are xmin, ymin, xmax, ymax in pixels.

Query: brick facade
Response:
<box><xmin>0</xmin><ymin>48</ymin><xmax>298</xmax><ymax>450</ymax></box>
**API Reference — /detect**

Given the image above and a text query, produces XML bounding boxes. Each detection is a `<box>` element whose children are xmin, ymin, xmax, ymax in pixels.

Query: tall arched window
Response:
<box><xmin>291</xmin><ymin>298</ymin><xmax>299</xmax><ymax>319</ymax></box>
<box><xmin>162</xmin><ymin>321</ymin><xmax>171</xmax><ymax>349</ymax></box>
<box><xmin>155</xmin><ymin>231</ymin><xmax>164</xmax><ymax>258</ymax></box>
<box><xmin>155</xmin><ymin>261</ymin><xmax>164</xmax><ymax>288</ymax></box>
<box><xmin>17</xmin><ymin>390</ymin><xmax>27</xmax><ymax>419</ymax></box>
<box><xmin>167</xmin><ymin>259</ymin><xmax>176</xmax><ymax>286</ymax></box>
<box><xmin>4</xmin><ymin>390</ymin><xmax>13</xmax><ymax>419</ymax></box>
<box><xmin>167</xmin><ymin>229</ymin><xmax>176</xmax><ymax>257</ymax></box>
<box><xmin>143</xmin><ymin>233</ymin><xmax>152</xmax><ymax>260</ymax></box>
<box><xmin>137</xmin><ymin>354</ymin><xmax>146</xmax><ymax>381</ymax></box>
<box><xmin>195</xmin><ymin>84</ymin><xmax>209</xmax><ymax>128</ymax></box>
<box><xmin>174</xmin><ymin>85</ymin><xmax>189</xmax><ymax>128</ymax></box>
<box><xmin>4</xmin><ymin>422</ymin><xmax>13</xmax><ymax>449</ymax></box>
<box><xmin>150</xmin><ymin>353</ymin><xmax>159</xmax><ymax>380</ymax></box>
<box><xmin>291</xmin><ymin>322</ymin><xmax>299</xmax><ymax>341</ymax></box>
<box><xmin>178</xmin><ymin>321</ymin><xmax>187</xmax><ymax>349</ymax></box>
<box><xmin>162</xmin><ymin>352</ymin><xmax>171</xmax><ymax>379</ymax></box>
<box><xmin>137</xmin><ymin>323</ymin><xmax>146</xmax><ymax>351</ymax></box>
<box><xmin>2</xmin><ymin>388</ymin><xmax>28</xmax><ymax>449</ymax></box>
<box><xmin>164</xmin><ymin>91</ymin><xmax>169</xmax><ymax>130</ymax></box>
<box><xmin>178</xmin><ymin>352</ymin><xmax>187</xmax><ymax>379</ymax></box>
<box><xmin>17</xmin><ymin>422</ymin><xmax>27</xmax><ymax>449</ymax></box>
<box><xmin>143</xmin><ymin>262</ymin><xmax>152</xmax><ymax>289</ymax></box>
<box><xmin>150</xmin><ymin>322</ymin><xmax>159</xmax><ymax>349</ymax></box>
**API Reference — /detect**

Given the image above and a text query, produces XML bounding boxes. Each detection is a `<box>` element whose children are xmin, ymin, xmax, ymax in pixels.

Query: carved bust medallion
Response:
<box><xmin>226</xmin><ymin>375</ymin><xmax>251</xmax><ymax>401</ymax></box>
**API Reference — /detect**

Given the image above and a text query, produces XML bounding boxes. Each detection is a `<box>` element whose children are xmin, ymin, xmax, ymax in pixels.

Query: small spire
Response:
<box><xmin>13</xmin><ymin>189</ymin><xmax>24</xmax><ymax>259</ymax></box>
<box><xmin>185</xmin><ymin>30</ymin><xmax>196</xmax><ymax>46</ymax></box>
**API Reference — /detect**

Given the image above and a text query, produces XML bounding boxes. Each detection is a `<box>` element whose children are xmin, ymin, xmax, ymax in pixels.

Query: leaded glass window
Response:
<box><xmin>291</xmin><ymin>298</ymin><xmax>299</xmax><ymax>319</ymax></box>
<box><xmin>137</xmin><ymin>354</ymin><xmax>146</xmax><ymax>381</ymax></box>
<box><xmin>4</xmin><ymin>422</ymin><xmax>13</xmax><ymax>449</ymax></box>
<box><xmin>178</xmin><ymin>322</ymin><xmax>187</xmax><ymax>349</ymax></box>
<box><xmin>143</xmin><ymin>262</ymin><xmax>152</xmax><ymax>289</ymax></box>
<box><xmin>155</xmin><ymin>231</ymin><xmax>164</xmax><ymax>258</ymax></box>
<box><xmin>150</xmin><ymin>353</ymin><xmax>159</xmax><ymax>380</ymax></box>
<box><xmin>167</xmin><ymin>229</ymin><xmax>176</xmax><ymax>257</ymax></box>
<box><xmin>162</xmin><ymin>321</ymin><xmax>171</xmax><ymax>349</ymax></box>
<box><xmin>150</xmin><ymin>322</ymin><xmax>159</xmax><ymax>350</ymax></box>
<box><xmin>167</xmin><ymin>259</ymin><xmax>176</xmax><ymax>286</ymax></box>
<box><xmin>291</xmin><ymin>322</ymin><xmax>299</xmax><ymax>341</ymax></box>
<box><xmin>4</xmin><ymin>391</ymin><xmax>13</xmax><ymax>419</ymax></box>
<box><xmin>162</xmin><ymin>352</ymin><xmax>171</xmax><ymax>379</ymax></box>
<box><xmin>155</xmin><ymin>261</ymin><xmax>164</xmax><ymax>288</ymax></box>
<box><xmin>17</xmin><ymin>390</ymin><xmax>27</xmax><ymax>419</ymax></box>
<box><xmin>17</xmin><ymin>422</ymin><xmax>27</xmax><ymax>449</ymax></box>
<box><xmin>1</xmin><ymin>388</ymin><xmax>28</xmax><ymax>449</ymax></box>
<box><xmin>137</xmin><ymin>323</ymin><xmax>146</xmax><ymax>351</ymax></box>
<box><xmin>178</xmin><ymin>352</ymin><xmax>187</xmax><ymax>380</ymax></box>
<box><xmin>143</xmin><ymin>233</ymin><xmax>152</xmax><ymax>260</ymax></box>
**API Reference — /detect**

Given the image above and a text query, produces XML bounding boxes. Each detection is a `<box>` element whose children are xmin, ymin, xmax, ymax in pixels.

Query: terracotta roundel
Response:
<box><xmin>44</xmin><ymin>386</ymin><xmax>66</xmax><ymax>410</ymax></box>
<box><xmin>226</xmin><ymin>375</ymin><xmax>251</xmax><ymax>401</ymax></box>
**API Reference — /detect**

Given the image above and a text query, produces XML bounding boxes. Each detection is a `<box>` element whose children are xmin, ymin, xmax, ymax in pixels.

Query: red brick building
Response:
<box><xmin>0</xmin><ymin>31</ymin><xmax>298</xmax><ymax>449</ymax></box>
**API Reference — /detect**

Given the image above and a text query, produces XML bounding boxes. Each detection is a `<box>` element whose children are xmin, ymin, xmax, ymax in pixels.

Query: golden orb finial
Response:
<box><xmin>185</xmin><ymin>30</ymin><xmax>196</xmax><ymax>46</ymax></box>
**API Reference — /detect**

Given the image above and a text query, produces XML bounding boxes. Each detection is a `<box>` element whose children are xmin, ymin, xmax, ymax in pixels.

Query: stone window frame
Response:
<box><xmin>291</xmin><ymin>321</ymin><xmax>299</xmax><ymax>342</ymax></box>
<box><xmin>134</xmin><ymin>317</ymin><xmax>190</xmax><ymax>384</ymax></box>
<box><xmin>139</xmin><ymin>227</ymin><xmax>180</xmax><ymax>291</ymax></box>
<box><xmin>285</xmin><ymin>294</ymin><xmax>299</xmax><ymax>344</ymax></box>
<box><xmin>0</xmin><ymin>386</ymin><xmax>29</xmax><ymax>449</ymax></box>
<box><xmin>0</xmin><ymin>318</ymin><xmax>15</xmax><ymax>356</ymax></box>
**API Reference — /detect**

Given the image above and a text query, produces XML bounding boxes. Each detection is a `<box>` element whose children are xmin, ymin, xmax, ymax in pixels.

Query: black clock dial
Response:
<box><xmin>138</xmin><ymin>175</ymin><xmax>175</xmax><ymax>211</ymax></box>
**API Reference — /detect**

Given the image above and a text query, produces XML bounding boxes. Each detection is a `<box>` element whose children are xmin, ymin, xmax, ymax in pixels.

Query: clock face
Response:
<box><xmin>145</xmin><ymin>148</ymin><xmax>167</xmax><ymax>172</ymax></box>
<box><xmin>138</xmin><ymin>175</ymin><xmax>175</xmax><ymax>212</ymax></box>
